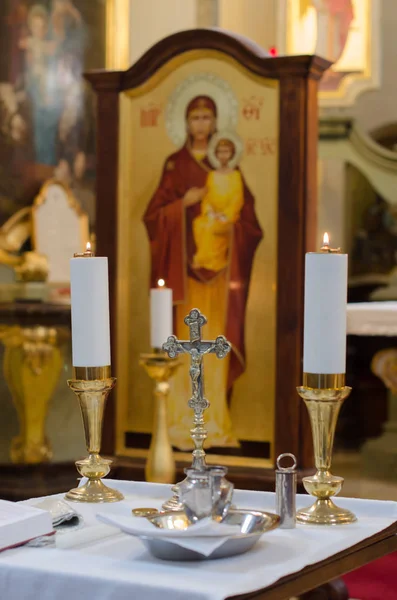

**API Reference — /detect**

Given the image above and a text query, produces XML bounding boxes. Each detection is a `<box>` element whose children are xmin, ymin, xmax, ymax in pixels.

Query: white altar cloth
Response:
<box><xmin>1</xmin><ymin>480</ymin><xmax>396</xmax><ymax>600</ymax></box>
<box><xmin>347</xmin><ymin>301</ymin><xmax>397</xmax><ymax>336</ymax></box>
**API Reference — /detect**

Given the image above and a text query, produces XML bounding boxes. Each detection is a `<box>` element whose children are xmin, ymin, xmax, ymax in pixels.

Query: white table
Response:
<box><xmin>1</xmin><ymin>480</ymin><xmax>397</xmax><ymax>600</ymax></box>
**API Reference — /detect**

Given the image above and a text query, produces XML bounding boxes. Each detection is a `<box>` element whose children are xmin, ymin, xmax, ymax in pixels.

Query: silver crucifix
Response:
<box><xmin>163</xmin><ymin>308</ymin><xmax>231</xmax><ymax>472</ymax></box>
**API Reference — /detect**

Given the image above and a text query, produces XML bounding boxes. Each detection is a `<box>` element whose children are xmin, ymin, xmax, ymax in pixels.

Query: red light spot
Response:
<box><xmin>269</xmin><ymin>46</ymin><xmax>278</xmax><ymax>57</ymax></box>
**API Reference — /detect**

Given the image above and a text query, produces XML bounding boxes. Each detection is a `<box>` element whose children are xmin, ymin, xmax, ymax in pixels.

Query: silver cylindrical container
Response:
<box><xmin>275</xmin><ymin>453</ymin><xmax>297</xmax><ymax>529</ymax></box>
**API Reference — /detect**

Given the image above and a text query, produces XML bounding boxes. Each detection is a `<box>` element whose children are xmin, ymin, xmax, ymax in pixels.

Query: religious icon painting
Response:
<box><xmin>116</xmin><ymin>54</ymin><xmax>279</xmax><ymax>468</ymax></box>
<box><xmin>0</xmin><ymin>0</ymin><xmax>109</xmax><ymax>231</ymax></box>
<box><xmin>90</xmin><ymin>30</ymin><xmax>326</xmax><ymax>473</ymax></box>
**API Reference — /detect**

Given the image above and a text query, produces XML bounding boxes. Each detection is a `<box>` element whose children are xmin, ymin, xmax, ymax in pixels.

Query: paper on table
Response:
<box><xmin>33</xmin><ymin>498</ymin><xmax>82</xmax><ymax>529</ymax></box>
<box><xmin>96</xmin><ymin>512</ymin><xmax>242</xmax><ymax>556</ymax></box>
<box><xmin>23</xmin><ymin>497</ymin><xmax>122</xmax><ymax>549</ymax></box>
<box><xmin>56</xmin><ymin>525</ymin><xmax>121</xmax><ymax>549</ymax></box>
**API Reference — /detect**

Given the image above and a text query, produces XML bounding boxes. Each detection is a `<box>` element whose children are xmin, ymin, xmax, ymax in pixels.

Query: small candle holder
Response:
<box><xmin>65</xmin><ymin>366</ymin><xmax>123</xmax><ymax>503</ymax></box>
<box><xmin>296</xmin><ymin>373</ymin><xmax>356</xmax><ymax>525</ymax></box>
<box><xmin>139</xmin><ymin>351</ymin><xmax>180</xmax><ymax>484</ymax></box>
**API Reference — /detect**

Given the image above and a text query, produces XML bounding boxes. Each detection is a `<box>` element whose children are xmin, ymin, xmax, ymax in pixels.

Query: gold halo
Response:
<box><xmin>207</xmin><ymin>130</ymin><xmax>244</xmax><ymax>170</ymax></box>
<box><xmin>165</xmin><ymin>73</ymin><xmax>239</xmax><ymax>147</ymax></box>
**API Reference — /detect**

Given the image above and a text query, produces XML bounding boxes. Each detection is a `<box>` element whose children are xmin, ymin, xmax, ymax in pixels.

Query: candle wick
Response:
<box><xmin>320</xmin><ymin>243</ymin><xmax>341</xmax><ymax>254</ymax></box>
<box><xmin>73</xmin><ymin>250</ymin><xmax>95</xmax><ymax>258</ymax></box>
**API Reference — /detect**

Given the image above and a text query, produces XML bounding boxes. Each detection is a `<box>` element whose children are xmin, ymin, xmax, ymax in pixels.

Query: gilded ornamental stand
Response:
<box><xmin>0</xmin><ymin>322</ymin><xmax>68</xmax><ymax>464</ymax></box>
<box><xmin>140</xmin><ymin>352</ymin><xmax>180</xmax><ymax>484</ymax></box>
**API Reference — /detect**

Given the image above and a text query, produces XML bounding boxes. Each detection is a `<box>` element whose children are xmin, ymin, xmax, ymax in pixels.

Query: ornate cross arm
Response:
<box><xmin>213</xmin><ymin>335</ymin><xmax>231</xmax><ymax>359</ymax></box>
<box><xmin>184</xmin><ymin>309</ymin><xmax>207</xmax><ymax>342</ymax></box>
<box><xmin>163</xmin><ymin>335</ymin><xmax>185</xmax><ymax>358</ymax></box>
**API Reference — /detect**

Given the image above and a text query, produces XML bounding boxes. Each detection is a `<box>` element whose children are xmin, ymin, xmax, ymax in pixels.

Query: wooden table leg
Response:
<box><xmin>299</xmin><ymin>578</ymin><xmax>349</xmax><ymax>600</ymax></box>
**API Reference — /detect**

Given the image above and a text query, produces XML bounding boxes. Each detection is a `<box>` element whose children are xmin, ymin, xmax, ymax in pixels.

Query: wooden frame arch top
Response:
<box><xmin>86</xmin><ymin>28</ymin><xmax>330</xmax><ymax>482</ymax></box>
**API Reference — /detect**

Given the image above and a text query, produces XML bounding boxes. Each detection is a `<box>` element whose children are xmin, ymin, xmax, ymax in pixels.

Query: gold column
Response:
<box><xmin>140</xmin><ymin>353</ymin><xmax>180</xmax><ymax>484</ymax></box>
<box><xmin>106</xmin><ymin>0</ymin><xmax>131</xmax><ymax>69</ymax></box>
<box><xmin>0</xmin><ymin>325</ymin><xmax>66</xmax><ymax>464</ymax></box>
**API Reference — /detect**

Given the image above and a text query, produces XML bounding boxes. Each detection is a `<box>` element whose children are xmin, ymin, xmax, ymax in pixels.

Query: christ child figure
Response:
<box><xmin>192</xmin><ymin>134</ymin><xmax>244</xmax><ymax>272</ymax></box>
<box><xmin>19</xmin><ymin>5</ymin><xmax>57</xmax><ymax>106</ymax></box>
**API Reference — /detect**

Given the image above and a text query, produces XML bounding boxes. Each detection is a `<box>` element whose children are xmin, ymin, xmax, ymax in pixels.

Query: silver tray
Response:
<box><xmin>139</xmin><ymin>508</ymin><xmax>280</xmax><ymax>561</ymax></box>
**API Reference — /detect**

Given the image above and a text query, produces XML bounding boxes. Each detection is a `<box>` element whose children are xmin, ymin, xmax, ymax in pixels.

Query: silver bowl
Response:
<box><xmin>139</xmin><ymin>509</ymin><xmax>280</xmax><ymax>561</ymax></box>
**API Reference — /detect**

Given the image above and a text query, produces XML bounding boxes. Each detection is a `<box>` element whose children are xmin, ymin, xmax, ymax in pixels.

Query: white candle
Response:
<box><xmin>303</xmin><ymin>233</ymin><xmax>348</xmax><ymax>374</ymax></box>
<box><xmin>150</xmin><ymin>279</ymin><xmax>173</xmax><ymax>349</ymax></box>
<box><xmin>70</xmin><ymin>245</ymin><xmax>111</xmax><ymax>367</ymax></box>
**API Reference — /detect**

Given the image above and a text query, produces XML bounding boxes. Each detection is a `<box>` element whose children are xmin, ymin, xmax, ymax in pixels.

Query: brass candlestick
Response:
<box><xmin>140</xmin><ymin>352</ymin><xmax>180</xmax><ymax>484</ymax></box>
<box><xmin>296</xmin><ymin>373</ymin><xmax>356</xmax><ymax>525</ymax></box>
<box><xmin>65</xmin><ymin>366</ymin><xmax>124</xmax><ymax>503</ymax></box>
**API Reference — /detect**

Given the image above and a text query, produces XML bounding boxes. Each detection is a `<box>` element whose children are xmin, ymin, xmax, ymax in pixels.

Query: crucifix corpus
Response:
<box><xmin>163</xmin><ymin>308</ymin><xmax>231</xmax><ymax>471</ymax></box>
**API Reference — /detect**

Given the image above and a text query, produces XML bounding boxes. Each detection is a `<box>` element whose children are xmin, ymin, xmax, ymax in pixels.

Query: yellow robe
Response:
<box><xmin>167</xmin><ymin>162</ymin><xmax>242</xmax><ymax>449</ymax></box>
<box><xmin>192</xmin><ymin>170</ymin><xmax>244</xmax><ymax>272</ymax></box>
<box><xmin>168</xmin><ymin>274</ymin><xmax>239</xmax><ymax>449</ymax></box>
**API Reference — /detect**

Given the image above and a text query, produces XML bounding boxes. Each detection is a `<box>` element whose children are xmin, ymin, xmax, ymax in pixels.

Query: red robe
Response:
<box><xmin>143</xmin><ymin>145</ymin><xmax>263</xmax><ymax>390</ymax></box>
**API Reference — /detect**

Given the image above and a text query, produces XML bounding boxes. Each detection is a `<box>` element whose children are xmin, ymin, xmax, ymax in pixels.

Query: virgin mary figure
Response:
<box><xmin>143</xmin><ymin>95</ymin><xmax>263</xmax><ymax>449</ymax></box>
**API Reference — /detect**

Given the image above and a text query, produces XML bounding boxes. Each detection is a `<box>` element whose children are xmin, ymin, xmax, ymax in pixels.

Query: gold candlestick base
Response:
<box><xmin>140</xmin><ymin>352</ymin><xmax>180</xmax><ymax>485</ymax></box>
<box><xmin>65</xmin><ymin>369</ymin><xmax>123</xmax><ymax>503</ymax></box>
<box><xmin>65</xmin><ymin>454</ymin><xmax>123</xmax><ymax>503</ymax></box>
<box><xmin>297</xmin><ymin>381</ymin><xmax>356</xmax><ymax>525</ymax></box>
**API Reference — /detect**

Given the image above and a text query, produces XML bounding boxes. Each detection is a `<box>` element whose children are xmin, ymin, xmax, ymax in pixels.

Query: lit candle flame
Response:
<box><xmin>323</xmin><ymin>232</ymin><xmax>330</xmax><ymax>246</ymax></box>
<box><xmin>158</xmin><ymin>279</ymin><xmax>165</xmax><ymax>288</ymax></box>
<box><xmin>86</xmin><ymin>241</ymin><xmax>91</xmax><ymax>252</ymax></box>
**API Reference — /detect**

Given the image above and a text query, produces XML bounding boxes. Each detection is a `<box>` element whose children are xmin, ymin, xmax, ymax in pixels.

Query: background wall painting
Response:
<box><xmin>284</xmin><ymin>0</ymin><xmax>379</xmax><ymax>107</ymax></box>
<box><xmin>0</xmin><ymin>0</ymin><xmax>107</xmax><ymax>230</ymax></box>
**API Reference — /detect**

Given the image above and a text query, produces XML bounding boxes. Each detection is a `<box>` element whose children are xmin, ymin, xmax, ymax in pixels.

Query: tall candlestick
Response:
<box><xmin>70</xmin><ymin>244</ymin><xmax>111</xmax><ymax>367</ymax></box>
<box><xmin>303</xmin><ymin>233</ymin><xmax>348</xmax><ymax>376</ymax></box>
<box><xmin>150</xmin><ymin>279</ymin><xmax>173</xmax><ymax>349</ymax></box>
